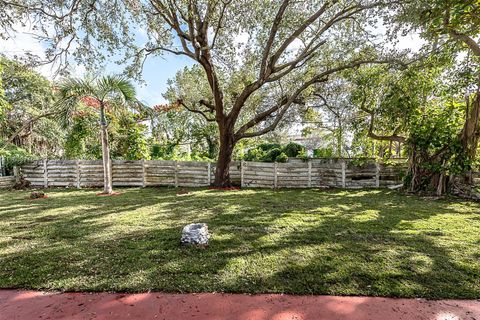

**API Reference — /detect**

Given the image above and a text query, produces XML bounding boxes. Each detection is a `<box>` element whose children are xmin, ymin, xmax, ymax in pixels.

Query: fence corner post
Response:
<box><xmin>141</xmin><ymin>159</ymin><xmax>146</xmax><ymax>188</ymax></box>
<box><xmin>274</xmin><ymin>162</ymin><xmax>278</xmax><ymax>189</ymax></box>
<box><xmin>341</xmin><ymin>160</ymin><xmax>346</xmax><ymax>188</ymax></box>
<box><xmin>43</xmin><ymin>159</ymin><xmax>48</xmax><ymax>188</ymax></box>
<box><xmin>241</xmin><ymin>160</ymin><xmax>245</xmax><ymax>188</ymax></box>
<box><xmin>375</xmin><ymin>161</ymin><xmax>380</xmax><ymax>188</ymax></box>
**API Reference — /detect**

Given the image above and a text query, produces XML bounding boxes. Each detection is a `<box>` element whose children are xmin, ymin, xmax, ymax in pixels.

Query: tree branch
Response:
<box><xmin>359</xmin><ymin>104</ymin><xmax>406</xmax><ymax>143</ymax></box>
<box><xmin>235</xmin><ymin>76</ymin><xmax>329</xmax><ymax>139</ymax></box>
<box><xmin>178</xmin><ymin>99</ymin><xmax>216</xmax><ymax>122</ymax></box>
<box><xmin>7</xmin><ymin>111</ymin><xmax>59</xmax><ymax>144</ymax></box>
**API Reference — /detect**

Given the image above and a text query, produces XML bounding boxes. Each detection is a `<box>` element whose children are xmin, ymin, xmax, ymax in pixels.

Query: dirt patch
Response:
<box><xmin>208</xmin><ymin>186</ymin><xmax>241</xmax><ymax>191</ymax></box>
<box><xmin>96</xmin><ymin>191</ymin><xmax>123</xmax><ymax>197</ymax></box>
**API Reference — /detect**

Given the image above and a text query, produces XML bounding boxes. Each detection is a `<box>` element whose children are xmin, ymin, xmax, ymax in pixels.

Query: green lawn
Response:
<box><xmin>0</xmin><ymin>188</ymin><xmax>479</xmax><ymax>299</ymax></box>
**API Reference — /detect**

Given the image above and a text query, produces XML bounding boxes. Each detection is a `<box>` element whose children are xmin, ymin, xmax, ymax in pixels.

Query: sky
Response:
<box><xmin>0</xmin><ymin>21</ymin><xmax>423</xmax><ymax>107</ymax></box>
<box><xmin>0</xmin><ymin>26</ymin><xmax>194</xmax><ymax>106</ymax></box>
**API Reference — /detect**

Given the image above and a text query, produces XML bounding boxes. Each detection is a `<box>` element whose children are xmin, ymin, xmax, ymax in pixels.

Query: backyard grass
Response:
<box><xmin>0</xmin><ymin>187</ymin><xmax>479</xmax><ymax>299</ymax></box>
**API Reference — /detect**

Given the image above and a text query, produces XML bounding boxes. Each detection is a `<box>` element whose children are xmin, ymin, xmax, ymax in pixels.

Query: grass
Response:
<box><xmin>0</xmin><ymin>187</ymin><xmax>479</xmax><ymax>299</ymax></box>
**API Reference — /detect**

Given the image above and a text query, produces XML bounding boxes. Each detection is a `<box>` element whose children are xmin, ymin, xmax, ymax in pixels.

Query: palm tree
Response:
<box><xmin>57</xmin><ymin>75</ymin><xmax>140</xmax><ymax>194</ymax></box>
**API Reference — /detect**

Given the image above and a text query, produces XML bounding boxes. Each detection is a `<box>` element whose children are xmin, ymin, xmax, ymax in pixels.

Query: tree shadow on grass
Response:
<box><xmin>0</xmin><ymin>188</ymin><xmax>478</xmax><ymax>298</ymax></box>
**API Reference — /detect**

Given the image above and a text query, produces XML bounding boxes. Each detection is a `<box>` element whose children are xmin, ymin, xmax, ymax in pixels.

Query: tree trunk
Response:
<box><xmin>99</xmin><ymin>106</ymin><xmax>113</xmax><ymax>194</ymax></box>
<box><xmin>407</xmin><ymin>144</ymin><xmax>434</xmax><ymax>193</ymax></box>
<box><xmin>205</xmin><ymin>135</ymin><xmax>218</xmax><ymax>160</ymax></box>
<box><xmin>336</xmin><ymin>123</ymin><xmax>343</xmax><ymax>157</ymax></box>
<box><xmin>459</xmin><ymin>93</ymin><xmax>480</xmax><ymax>184</ymax></box>
<box><xmin>214</xmin><ymin>125</ymin><xmax>235</xmax><ymax>187</ymax></box>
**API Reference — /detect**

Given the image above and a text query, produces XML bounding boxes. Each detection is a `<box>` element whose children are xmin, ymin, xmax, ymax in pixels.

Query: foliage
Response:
<box><xmin>0</xmin><ymin>64</ymin><xmax>10</xmax><ymax>122</ymax></box>
<box><xmin>64</xmin><ymin>109</ymin><xmax>99</xmax><ymax>159</ymax></box>
<box><xmin>404</xmin><ymin>99</ymin><xmax>467</xmax><ymax>190</ymax></box>
<box><xmin>244</xmin><ymin>142</ymin><xmax>305</xmax><ymax>162</ymax></box>
<box><xmin>346</xmin><ymin>58</ymin><xmax>478</xmax><ymax>192</ymax></box>
<box><xmin>114</xmin><ymin>113</ymin><xmax>150</xmax><ymax>160</ymax></box>
<box><xmin>155</xmin><ymin>69</ymin><xmax>220</xmax><ymax>161</ymax></box>
<box><xmin>301</xmin><ymin>76</ymin><xmax>355</xmax><ymax>157</ymax></box>
<box><xmin>388</xmin><ymin>0</ymin><xmax>480</xmax><ymax>194</ymax></box>
<box><xmin>150</xmin><ymin>142</ymin><xmax>178</xmax><ymax>160</ymax></box>
<box><xmin>64</xmin><ymin>106</ymin><xmax>151</xmax><ymax>160</ymax></box>
<box><xmin>0</xmin><ymin>187</ymin><xmax>479</xmax><ymax>298</ymax></box>
<box><xmin>0</xmin><ymin>140</ymin><xmax>35</xmax><ymax>173</ymax></box>
<box><xmin>283</xmin><ymin>142</ymin><xmax>305</xmax><ymax>158</ymax></box>
<box><xmin>275</xmin><ymin>152</ymin><xmax>288</xmax><ymax>163</ymax></box>
<box><xmin>0</xmin><ymin>56</ymin><xmax>62</xmax><ymax>157</ymax></box>
<box><xmin>263</xmin><ymin>148</ymin><xmax>283</xmax><ymax>163</ymax></box>
<box><xmin>313</xmin><ymin>147</ymin><xmax>334</xmax><ymax>158</ymax></box>
<box><xmin>56</xmin><ymin>75</ymin><xmax>141</xmax><ymax>126</ymax></box>
<box><xmin>257</xmin><ymin>143</ymin><xmax>281</xmax><ymax>152</ymax></box>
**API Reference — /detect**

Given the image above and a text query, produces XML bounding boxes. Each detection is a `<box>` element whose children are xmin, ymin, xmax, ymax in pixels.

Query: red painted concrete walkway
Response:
<box><xmin>0</xmin><ymin>290</ymin><xmax>479</xmax><ymax>320</ymax></box>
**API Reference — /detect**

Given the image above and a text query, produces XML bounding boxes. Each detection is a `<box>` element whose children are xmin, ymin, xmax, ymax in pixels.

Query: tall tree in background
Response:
<box><xmin>301</xmin><ymin>76</ymin><xmax>356</xmax><ymax>158</ymax></box>
<box><xmin>0</xmin><ymin>56</ymin><xmax>62</xmax><ymax>156</ymax></box>
<box><xmin>0</xmin><ymin>0</ymin><xmax>402</xmax><ymax>186</ymax></box>
<box><xmin>390</xmin><ymin>0</ymin><xmax>480</xmax><ymax>194</ymax></box>
<box><xmin>57</xmin><ymin>76</ymin><xmax>140</xmax><ymax>194</ymax></box>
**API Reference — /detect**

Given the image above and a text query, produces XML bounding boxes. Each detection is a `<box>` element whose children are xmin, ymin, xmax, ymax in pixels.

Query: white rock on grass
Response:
<box><xmin>181</xmin><ymin>223</ymin><xmax>210</xmax><ymax>246</ymax></box>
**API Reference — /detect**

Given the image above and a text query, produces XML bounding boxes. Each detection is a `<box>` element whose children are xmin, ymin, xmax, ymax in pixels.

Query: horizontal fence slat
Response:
<box><xmin>17</xmin><ymin>159</ymin><xmax>406</xmax><ymax>189</ymax></box>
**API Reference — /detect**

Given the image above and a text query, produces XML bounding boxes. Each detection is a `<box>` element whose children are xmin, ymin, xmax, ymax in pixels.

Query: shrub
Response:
<box><xmin>0</xmin><ymin>142</ymin><xmax>35</xmax><ymax>175</ymax></box>
<box><xmin>243</xmin><ymin>142</ymin><xmax>307</xmax><ymax>162</ymax></box>
<box><xmin>257</xmin><ymin>143</ymin><xmax>281</xmax><ymax>152</ymax></box>
<box><xmin>283</xmin><ymin>142</ymin><xmax>305</xmax><ymax>157</ymax></box>
<box><xmin>313</xmin><ymin>147</ymin><xmax>334</xmax><ymax>158</ymax></box>
<box><xmin>276</xmin><ymin>152</ymin><xmax>288</xmax><ymax>163</ymax></box>
<box><xmin>244</xmin><ymin>148</ymin><xmax>265</xmax><ymax>161</ymax></box>
<box><xmin>263</xmin><ymin>148</ymin><xmax>282</xmax><ymax>162</ymax></box>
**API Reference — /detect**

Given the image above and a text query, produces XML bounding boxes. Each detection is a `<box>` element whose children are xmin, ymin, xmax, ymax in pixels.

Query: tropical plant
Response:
<box><xmin>56</xmin><ymin>75</ymin><xmax>142</xmax><ymax>194</ymax></box>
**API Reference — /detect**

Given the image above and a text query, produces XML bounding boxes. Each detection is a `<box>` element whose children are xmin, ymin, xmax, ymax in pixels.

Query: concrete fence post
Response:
<box><xmin>274</xmin><ymin>162</ymin><xmax>278</xmax><ymax>189</ymax></box>
<box><xmin>174</xmin><ymin>161</ymin><xmax>179</xmax><ymax>187</ymax></box>
<box><xmin>13</xmin><ymin>166</ymin><xmax>20</xmax><ymax>183</ymax></box>
<box><xmin>308</xmin><ymin>160</ymin><xmax>312</xmax><ymax>188</ymax></box>
<box><xmin>0</xmin><ymin>157</ymin><xmax>4</xmax><ymax>176</ymax></box>
<box><xmin>341</xmin><ymin>160</ymin><xmax>346</xmax><ymax>188</ymax></box>
<box><xmin>207</xmin><ymin>162</ymin><xmax>211</xmax><ymax>186</ymax></box>
<box><xmin>75</xmin><ymin>160</ymin><xmax>81</xmax><ymax>189</ymax></box>
<box><xmin>241</xmin><ymin>160</ymin><xmax>245</xmax><ymax>188</ymax></box>
<box><xmin>375</xmin><ymin>162</ymin><xmax>380</xmax><ymax>188</ymax></box>
<box><xmin>43</xmin><ymin>159</ymin><xmax>48</xmax><ymax>188</ymax></box>
<box><xmin>109</xmin><ymin>159</ymin><xmax>113</xmax><ymax>187</ymax></box>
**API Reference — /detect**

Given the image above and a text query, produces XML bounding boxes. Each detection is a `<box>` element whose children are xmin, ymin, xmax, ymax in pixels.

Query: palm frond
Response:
<box><xmin>54</xmin><ymin>74</ymin><xmax>143</xmax><ymax>126</ymax></box>
<box><xmin>54</xmin><ymin>77</ymin><xmax>96</xmax><ymax>127</ymax></box>
<box><xmin>99</xmin><ymin>75</ymin><xmax>136</xmax><ymax>103</ymax></box>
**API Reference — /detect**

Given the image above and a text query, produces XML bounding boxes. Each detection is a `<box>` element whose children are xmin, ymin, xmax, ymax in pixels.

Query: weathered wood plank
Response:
<box><xmin>19</xmin><ymin>159</ymin><xmax>408</xmax><ymax>189</ymax></box>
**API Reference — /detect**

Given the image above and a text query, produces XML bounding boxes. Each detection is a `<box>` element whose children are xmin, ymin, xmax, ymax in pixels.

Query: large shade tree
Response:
<box><xmin>386</xmin><ymin>0</ymin><xmax>480</xmax><ymax>194</ymax></box>
<box><xmin>2</xmin><ymin>0</ymin><xmax>403</xmax><ymax>186</ymax></box>
<box><xmin>57</xmin><ymin>76</ymin><xmax>139</xmax><ymax>194</ymax></box>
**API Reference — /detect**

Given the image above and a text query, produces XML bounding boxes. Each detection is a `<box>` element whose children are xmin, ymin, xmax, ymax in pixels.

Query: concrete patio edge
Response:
<box><xmin>0</xmin><ymin>289</ymin><xmax>479</xmax><ymax>320</ymax></box>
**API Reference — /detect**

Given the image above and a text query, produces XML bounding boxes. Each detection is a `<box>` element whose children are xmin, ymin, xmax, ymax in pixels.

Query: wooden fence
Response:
<box><xmin>0</xmin><ymin>176</ymin><xmax>15</xmax><ymax>189</ymax></box>
<box><xmin>474</xmin><ymin>172</ymin><xmax>480</xmax><ymax>186</ymax></box>
<box><xmin>19</xmin><ymin>159</ymin><xmax>407</xmax><ymax>189</ymax></box>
